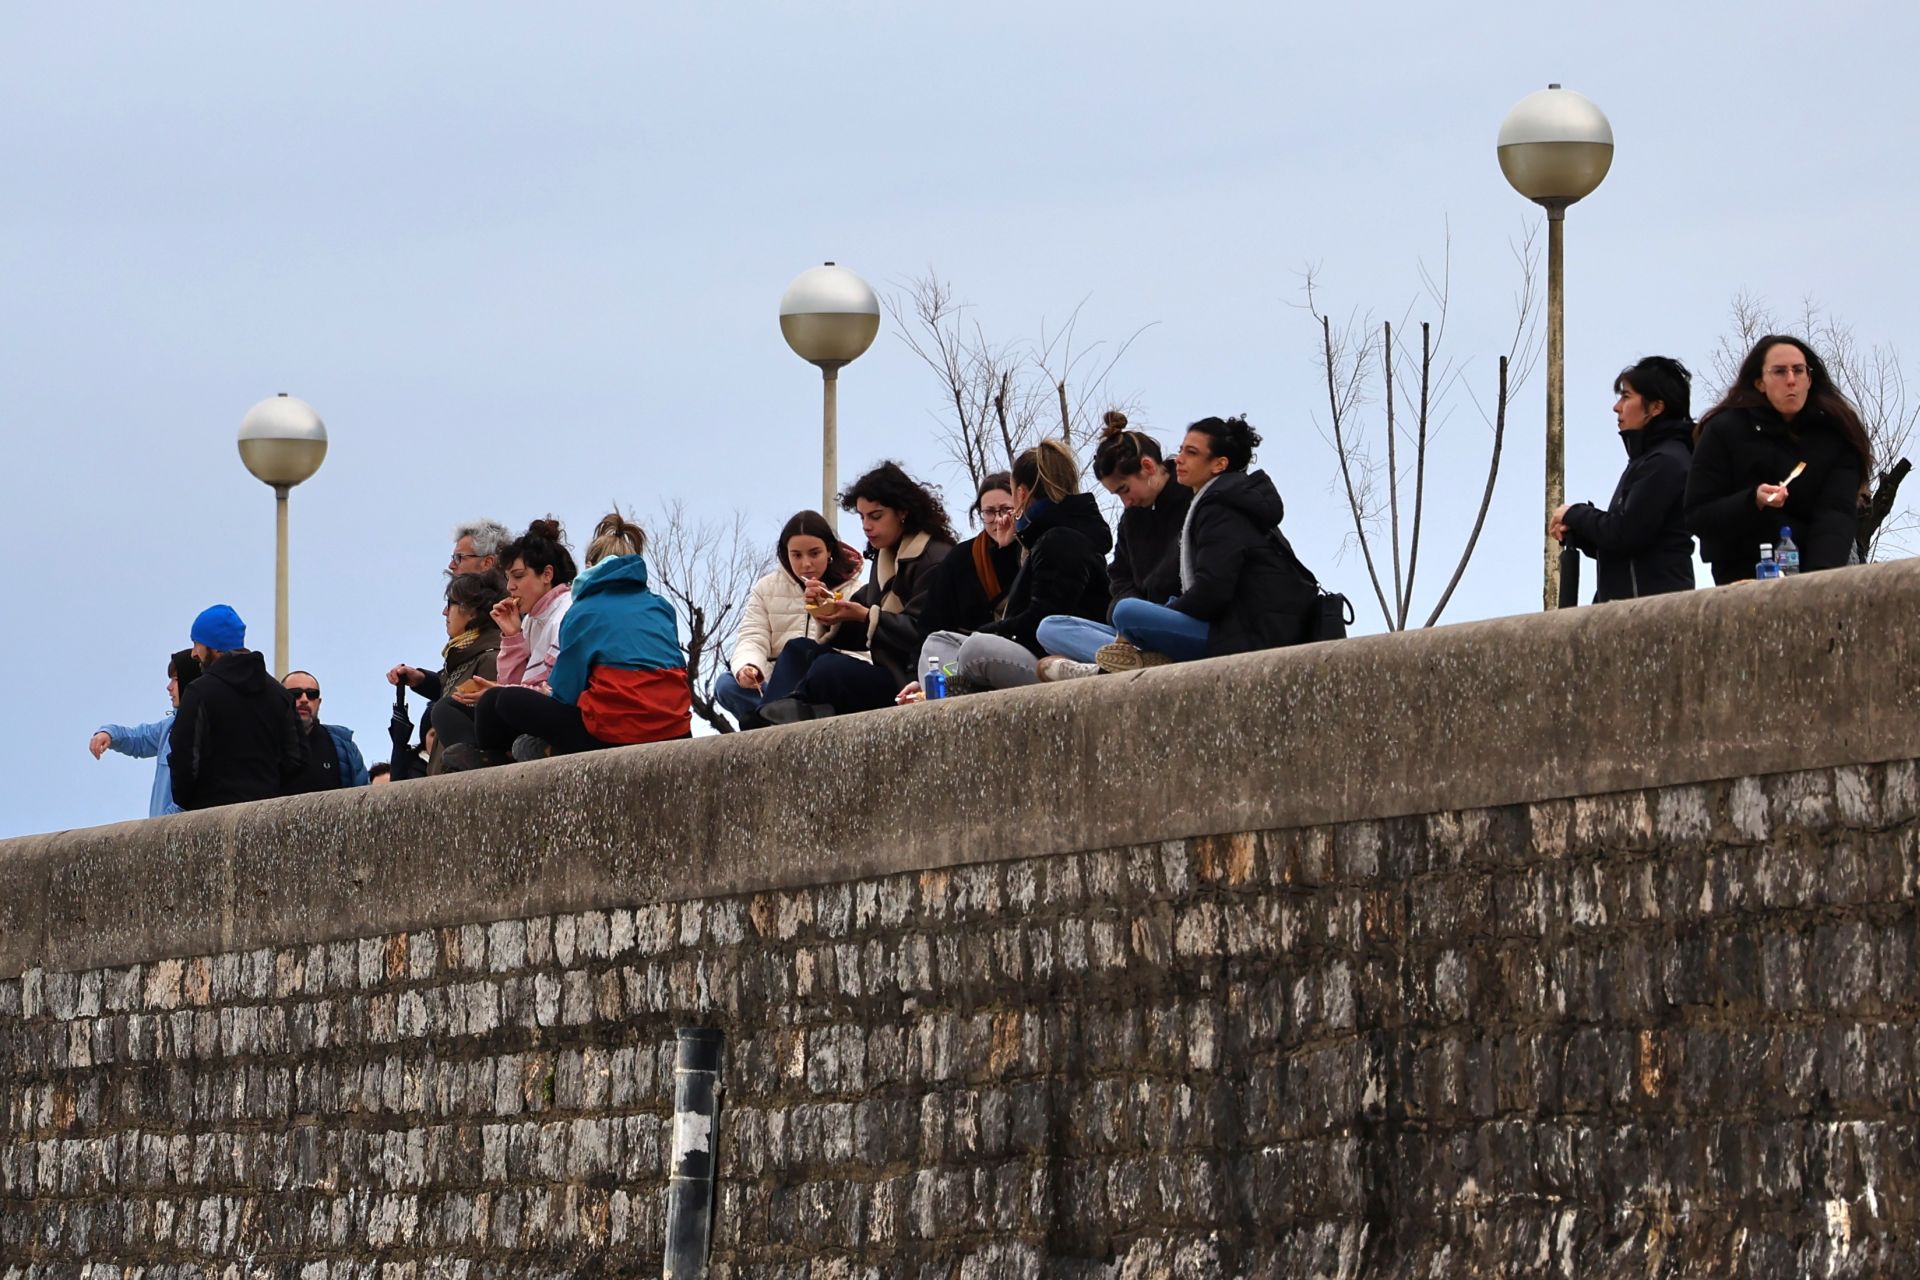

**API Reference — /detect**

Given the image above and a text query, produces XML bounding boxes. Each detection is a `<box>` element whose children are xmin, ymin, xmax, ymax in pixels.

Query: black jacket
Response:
<box><xmin>1108</xmin><ymin>479</ymin><xmax>1192</xmax><ymax>619</ymax></box>
<box><xmin>168</xmin><ymin>651</ymin><xmax>306</xmax><ymax>810</ymax></box>
<box><xmin>1560</xmin><ymin>416</ymin><xmax>1697</xmax><ymax>602</ymax></box>
<box><xmin>1171</xmin><ymin>470</ymin><xmax>1318</xmax><ymax>657</ymax></box>
<box><xmin>918</xmin><ymin>532</ymin><xmax>1023</xmax><ymax>639</ymax></box>
<box><xmin>824</xmin><ymin>532</ymin><xmax>954</xmax><ymax>688</ymax></box>
<box><xmin>979</xmin><ymin>492</ymin><xmax>1114</xmax><ymax>655</ymax></box>
<box><xmin>1685</xmin><ymin>404</ymin><xmax>1863</xmax><ymax>583</ymax></box>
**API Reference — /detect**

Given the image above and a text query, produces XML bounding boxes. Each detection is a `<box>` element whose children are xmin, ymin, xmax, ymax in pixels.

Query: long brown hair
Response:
<box><xmin>776</xmin><ymin>509</ymin><xmax>861</xmax><ymax>588</ymax></box>
<box><xmin>1699</xmin><ymin>334</ymin><xmax>1872</xmax><ymax>470</ymax></box>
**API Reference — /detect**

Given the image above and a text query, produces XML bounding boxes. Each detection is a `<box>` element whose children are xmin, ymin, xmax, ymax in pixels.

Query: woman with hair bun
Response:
<box><xmin>1085</xmin><ymin>414</ymin><xmax>1318</xmax><ymax>671</ymax></box>
<box><xmin>491</xmin><ymin>517</ymin><xmax>578</xmax><ymax>690</ymax></box>
<box><xmin>752</xmin><ymin>461</ymin><xmax>955</xmax><ymax>722</ymax></box>
<box><xmin>912</xmin><ymin>438</ymin><xmax>1112</xmax><ymax>692</ymax></box>
<box><xmin>446</xmin><ymin>511</ymin><xmax>689</xmax><ymax>767</ymax></box>
<box><xmin>1685</xmin><ymin>334</ymin><xmax>1871</xmax><ymax>582</ymax></box>
<box><xmin>716</xmin><ymin>510</ymin><xmax>866</xmax><ymax>727</ymax></box>
<box><xmin>1035</xmin><ymin>411</ymin><xmax>1193</xmax><ymax>676</ymax></box>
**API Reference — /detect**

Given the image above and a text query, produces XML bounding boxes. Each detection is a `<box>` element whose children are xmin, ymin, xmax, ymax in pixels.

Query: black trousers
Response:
<box><xmin>777</xmin><ymin>640</ymin><xmax>902</xmax><ymax>714</ymax></box>
<box><xmin>474</xmin><ymin>686</ymin><xmax>612</xmax><ymax>755</ymax></box>
<box><xmin>430</xmin><ymin>696</ymin><xmax>478</xmax><ymax>749</ymax></box>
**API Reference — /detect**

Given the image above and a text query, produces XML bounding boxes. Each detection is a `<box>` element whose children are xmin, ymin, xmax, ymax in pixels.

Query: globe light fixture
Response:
<box><xmin>237</xmin><ymin>393</ymin><xmax>328</xmax><ymax>677</ymax></box>
<box><xmin>1498</xmin><ymin>84</ymin><xmax>1614</xmax><ymax>610</ymax></box>
<box><xmin>780</xmin><ymin>263</ymin><xmax>881</xmax><ymax>531</ymax></box>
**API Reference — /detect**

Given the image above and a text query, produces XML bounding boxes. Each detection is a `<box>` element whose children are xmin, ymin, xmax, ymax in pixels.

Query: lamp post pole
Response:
<box><xmin>237</xmin><ymin>394</ymin><xmax>328</xmax><ymax>678</ymax></box>
<box><xmin>780</xmin><ymin>263</ymin><xmax>881</xmax><ymax>535</ymax></box>
<box><xmin>1498</xmin><ymin>84</ymin><xmax>1613</xmax><ymax>610</ymax></box>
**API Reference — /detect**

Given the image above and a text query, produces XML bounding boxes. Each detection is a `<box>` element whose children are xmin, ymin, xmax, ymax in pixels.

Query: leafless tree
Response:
<box><xmin>1303</xmin><ymin>226</ymin><xmax>1542</xmax><ymax>630</ymax></box>
<box><xmin>647</xmin><ymin>501</ymin><xmax>768</xmax><ymax>733</ymax></box>
<box><xmin>1710</xmin><ymin>292</ymin><xmax>1916</xmax><ymax>559</ymax></box>
<box><xmin>887</xmin><ymin>269</ymin><xmax>1152</xmax><ymax>489</ymax></box>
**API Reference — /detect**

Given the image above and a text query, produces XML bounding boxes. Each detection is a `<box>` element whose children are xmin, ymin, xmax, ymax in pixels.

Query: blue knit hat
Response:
<box><xmin>190</xmin><ymin>604</ymin><xmax>246</xmax><ymax>651</ymax></box>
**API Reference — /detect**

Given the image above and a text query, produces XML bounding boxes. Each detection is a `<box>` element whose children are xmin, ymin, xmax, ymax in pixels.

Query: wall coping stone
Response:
<box><xmin>3</xmin><ymin>559</ymin><xmax>1916</xmax><ymax>977</ymax></box>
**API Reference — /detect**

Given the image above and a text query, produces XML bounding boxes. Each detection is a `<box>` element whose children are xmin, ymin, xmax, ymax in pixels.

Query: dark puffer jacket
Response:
<box><xmin>168</xmin><ymin>650</ymin><xmax>306</xmax><ymax>810</ymax></box>
<box><xmin>979</xmin><ymin>492</ymin><xmax>1114</xmax><ymax>655</ymax></box>
<box><xmin>1685</xmin><ymin>404</ymin><xmax>1864</xmax><ymax>583</ymax></box>
<box><xmin>1108</xmin><ymin>479</ymin><xmax>1193</xmax><ymax>617</ymax></box>
<box><xmin>1171</xmin><ymin>470</ymin><xmax>1318</xmax><ymax>657</ymax></box>
<box><xmin>1560</xmin><ymin>416</ymin><xmax>1697</xmax><ymax>602</ymax></box>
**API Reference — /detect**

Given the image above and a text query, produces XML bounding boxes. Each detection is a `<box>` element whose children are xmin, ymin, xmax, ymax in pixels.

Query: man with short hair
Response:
<box><xmin>281</xmin><ymin>670</ymin><xmax>371</xmax><ymax>794</ymax></box>
<box><xmin>450</xmin><ymin>519</ymin><xmax>512</xmax><ymax>575</ymax></box>
<box><xmin>169</xmin><ymin>605</ymin><xmax>306</xmax><ymax>810</ymax></box>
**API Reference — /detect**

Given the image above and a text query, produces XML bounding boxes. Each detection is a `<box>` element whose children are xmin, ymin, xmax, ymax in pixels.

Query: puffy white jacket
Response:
<box><xmin>730</xmin><ymin>568</ymin><xmax>865</xmax><ymax>677</ymax></box>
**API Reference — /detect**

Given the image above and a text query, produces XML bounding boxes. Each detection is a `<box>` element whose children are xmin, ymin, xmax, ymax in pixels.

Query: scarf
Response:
<box><xmin>1179</xmin><ymin>474</ymin><xmax>1221</xmax><ymax>593</ymax></box>
<box><xmin>441</xmin><ymin>628</ymin><xmax>482</xmax><ymax>661</ymax></box>
<box><xmin>868</xmin><ymin>530</ymin><xmax>933</xmax><ymax>643</ymax></box>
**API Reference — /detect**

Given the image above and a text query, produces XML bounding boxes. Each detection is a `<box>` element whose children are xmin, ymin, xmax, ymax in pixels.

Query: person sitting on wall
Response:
<box><xmin>716</xmin><ymin>509</ymin><xmax>866</xmax><ymax>728</ymax></box>
<box><xmin>169</xmin><ymin>605</ymin><xmax>306</xmax><ymax>810</ymax></box>
<box><xmin>909</xmin><ymin>439</ymin><xmax>1112</xmax><ymax>695</ymax></box>
<box><xmin>1550</xmin><ymin>356</ymin><xmax>1698</xmax><ymax>602</ymax></box>
<box><xmin>751</xmin><ymin>462</ymin><xmax>957</xmax><ymax>724</ymax></box>
<box><xmin>90</xmin><ymin>649</ymin><xmax>203</xmax><ymax>818</ymax></box>
<box><xmin>385</xmin><ymin>569</ymin><xmax>511</xmax><ymax>771</ymax></box>
<box><xmin>1092</xmin><ymin>415</ymin><xmax>1319</xmax><ymax>670</ymax></box>
<box><xmin>1035</xmin><ymin>412</ymin><xmax>1193</xmax><ymax>680</ymax></box>
<box><xmin>1685</xmin><ymin>333</ymin><xmax>1871</xmax><ymax>582</ymax></box>
<box><xmin>911</xmin><ymin>471</ymin><xmax>1024</xmax><ymax>651</ymax></box>
<box><xmin>447</xmin><ymin>511</ymin><xmax>690</xmax><ymax>767</ymax></box>
<box><xmin>280</xmin><ymin>669</ymin><xmax>371</xmax><ymax>794</ymax></box>
<box><xmin>484</xmin><ymin>517</ymin><xmax>578</xmax><ymax>695</ymax></box>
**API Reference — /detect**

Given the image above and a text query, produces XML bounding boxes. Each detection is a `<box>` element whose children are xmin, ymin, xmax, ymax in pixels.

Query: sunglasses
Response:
<box><xmin>288</xmin><ymin>687</ymin><xmax>322</xmax><ymax>701</ymax></box>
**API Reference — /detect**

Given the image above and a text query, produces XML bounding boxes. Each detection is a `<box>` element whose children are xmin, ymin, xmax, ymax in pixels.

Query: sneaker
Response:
<box><xmin>1037</xmin><ymin>656</ymin><xmax>1102</xmax><ymax>682</ymax></box>
<box><xmin>439</xmin><ymin>743</ymin><xmax>510</xmax><ymax>772</ymax></box>
<box><xmin>511</xmin><ymin>734</ymin><xmax>552</xmax><ymax>763</ymax></box>
<box><xmin>1094</xmin><ymin>639</ymin><xmax>1172</xmax><ymax>672</ymax></box>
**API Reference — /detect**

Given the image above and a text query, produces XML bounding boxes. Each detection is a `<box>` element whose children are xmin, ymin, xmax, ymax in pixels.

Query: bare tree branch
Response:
<box><xmin>647</xmin><ymin>501</ymin><xmax>768</xmax><ymax>734</ymax></box>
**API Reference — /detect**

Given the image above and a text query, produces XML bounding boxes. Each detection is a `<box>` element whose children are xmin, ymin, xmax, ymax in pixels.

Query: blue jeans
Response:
<box><xmin>1036</xmin><ymin>615</ymin><xmax>1117</xmax><ymax>663</ymax></box>
<box><xmin>1110</xmin><ymin>597</ymin><xmax>1211</xmax><ymax>662</ymax></box>
<box><xmin>713</xmin><ymin>670</ymin><xmax>762</xmax><ymax>726</ymax></box>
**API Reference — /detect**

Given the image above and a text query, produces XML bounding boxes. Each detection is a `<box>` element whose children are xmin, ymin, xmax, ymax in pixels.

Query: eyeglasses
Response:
<box><xmin>449</xmin><ymin>551</ymin><xmax>486</xmax><ymax>567</ymax></box>
<box><xmin>980</xmin><ymin>506</ymin><xmax>1016</xmax><ymax>520</ymax></box>
<box><xmin>1765</xmin><ymin>364</ymin><xmax>1810</xmax><ymax>379</ymax></box>
<box><xmin>288</xmin><ymin>688</ymin><xmax>321</xmax><ymax>701</ymax></box>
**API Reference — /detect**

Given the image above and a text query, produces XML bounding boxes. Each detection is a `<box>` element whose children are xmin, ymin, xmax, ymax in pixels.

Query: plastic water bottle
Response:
<box><xmin>1755</xmin><ymin>543</ymin><xmax>1781</xmax><ymax>580</ymax></box>
<box><xmin>923</xmin><ymin>656</ymin><xmax>947</xmax><ymax>700</ymax></box>
<box><xmin>1776</xmin><ymin>527</ymin><xmax>1801</xmax><ymax>576</ymax></box>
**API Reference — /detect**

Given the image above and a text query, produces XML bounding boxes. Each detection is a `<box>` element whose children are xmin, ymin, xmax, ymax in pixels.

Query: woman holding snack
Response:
<box><xmin>385</xmin><ymin>569</ymin><xmax>509</xmax><ymax>771</ymax></box>
<box><xmin>1686</xmin><ymin>334</ymin><xmax>1870</xmax><ymax>582</ymax></box>
<box><xmin>714</xmin><ymin>510</ymin><xmax>865</xmax><ymax>727</ymax></box>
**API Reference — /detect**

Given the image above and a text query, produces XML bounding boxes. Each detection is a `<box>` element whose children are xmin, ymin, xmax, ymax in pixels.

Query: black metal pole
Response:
<box><xmin>663</xmin><ymin>1027</ymin><xmax>724</xmax><ymax>1278</ymax></box>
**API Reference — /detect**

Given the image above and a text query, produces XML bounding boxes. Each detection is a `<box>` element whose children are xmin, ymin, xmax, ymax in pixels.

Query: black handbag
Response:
<box><xmin>1310</xmin><ymin>589</ymin><xmax>1354</xmax><ymax>642</ymax></box>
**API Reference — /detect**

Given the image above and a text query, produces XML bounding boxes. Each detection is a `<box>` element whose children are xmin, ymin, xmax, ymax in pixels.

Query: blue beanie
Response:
<box><xmin>190</xmin><ymin>604</ymin><xmax>247</xmax><ymax>651</ymax></box>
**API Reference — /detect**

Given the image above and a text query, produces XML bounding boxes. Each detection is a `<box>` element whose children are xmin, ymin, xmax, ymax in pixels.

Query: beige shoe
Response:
<box><xmin>1094</xmin><ymin>639</ymin><xmax>1172</xmax><ymax>672</ymax></box>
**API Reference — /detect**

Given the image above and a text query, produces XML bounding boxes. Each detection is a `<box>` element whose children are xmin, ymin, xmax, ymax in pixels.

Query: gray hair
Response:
<box><xmin>453</xmin><ymin>519</ymin><xmax>512</xmax><ymax>558</ymax></box>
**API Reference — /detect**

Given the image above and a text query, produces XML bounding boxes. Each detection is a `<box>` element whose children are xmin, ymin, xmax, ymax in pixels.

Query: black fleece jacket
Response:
<box><xmin>1560</xmin><ymin>416</ymin><xmax>1696</xmax><ymax>602</ymax></box>
<box><xmin>168</xmin><ymin>650</ymin><xmax>306</xmax><ymax>810</ymax></box>
<box><xmin>1170</xmin><ymin>469</ymin><xmax>1318</xmax><ymax>657</ymax></box>
<box><xmin>1108</xmin><ymin>479</ymin><xmax>1193</xmax><ymax>618</ymax></box>
<box><xmin>979</xmin><ymin>492</ymin><xmax>1114</xmax><ymax>655</ymax></box>
<box><xmin>1685</xmin><ymin>403</ymin><xmax>1863</xmax><ymax>582</ymax></box>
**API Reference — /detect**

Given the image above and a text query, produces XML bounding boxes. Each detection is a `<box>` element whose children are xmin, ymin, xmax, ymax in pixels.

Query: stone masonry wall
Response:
<box><xmin>7</xmin><ymin>757</ymin><xmax>1920</xmax><ymax>1278</ymax></box>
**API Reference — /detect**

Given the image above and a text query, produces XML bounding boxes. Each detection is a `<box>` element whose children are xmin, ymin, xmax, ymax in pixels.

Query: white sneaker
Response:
<box><xmin>1037</xmin><ymin>656</ymin><xmax>1102</xmax><ymax>682</ymax></box>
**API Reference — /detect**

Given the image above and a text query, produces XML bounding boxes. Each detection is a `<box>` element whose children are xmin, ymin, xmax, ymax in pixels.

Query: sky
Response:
<box><xmin>4</xmin><ymin>3</ymin><xmax>1915</xmax><ymax>837</ymax></box>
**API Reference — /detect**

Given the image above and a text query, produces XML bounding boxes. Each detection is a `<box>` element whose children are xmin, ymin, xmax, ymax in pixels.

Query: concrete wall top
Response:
<box><xmin>4</xmin><ymin>561</ymin><xmax>1916</xmax><ymax>978</ymax></box>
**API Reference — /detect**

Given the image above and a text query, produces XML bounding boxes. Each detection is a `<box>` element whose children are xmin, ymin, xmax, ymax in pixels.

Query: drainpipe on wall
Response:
<box><xmin>663</xmin><ymin>1027</ymin><xmax>725</xmax><ymax>1278</ymax></box>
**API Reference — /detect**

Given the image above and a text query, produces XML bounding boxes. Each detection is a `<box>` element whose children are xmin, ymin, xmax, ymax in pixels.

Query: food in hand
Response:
<box><xmin>456</xmin><ymin>677</ymin><xmax>487</xmax><ymax>696</ymax></box>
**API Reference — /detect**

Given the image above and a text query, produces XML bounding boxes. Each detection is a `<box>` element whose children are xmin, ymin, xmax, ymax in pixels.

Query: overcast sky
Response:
<box><xmin>4</xmin><ymin>3</ymin><xmax>1914</xmax><ymax>837</ymax></box>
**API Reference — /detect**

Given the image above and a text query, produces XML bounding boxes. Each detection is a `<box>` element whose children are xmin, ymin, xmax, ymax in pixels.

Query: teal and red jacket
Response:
<box><xmin>548</xmin><ymin>554</ymin><xmax>690</xmax><ymax>744</ymax></box>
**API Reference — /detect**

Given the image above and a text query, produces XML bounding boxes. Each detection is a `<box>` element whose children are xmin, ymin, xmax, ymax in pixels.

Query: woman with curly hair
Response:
<box><xmin>753</xmin><ymin>461</ymin><xmax>956</xmax><ymax>723</ymax></box>
<box><xmin>1685</xmin><ymin>334</ymin><xmax>1870</xmax><ymax>582</ymax></box>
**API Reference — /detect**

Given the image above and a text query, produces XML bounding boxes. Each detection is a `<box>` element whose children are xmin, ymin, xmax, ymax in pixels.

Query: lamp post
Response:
<box><xmin>1498</xmin><ymin>84</ymin><xmax>1613</xmax><ymax>610</ymax></box>
<box><xmin>237</xmin><ymin>393</ymin><xmax>328</xmax><ymax>677</ymax></box>
<box><xmin>779</xmin><ymin>263</ymin><xmax>880</xmax><ymax>533</ymax></box>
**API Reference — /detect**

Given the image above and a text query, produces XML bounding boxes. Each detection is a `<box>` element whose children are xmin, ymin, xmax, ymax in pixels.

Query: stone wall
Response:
<box><xmin>4</xmin><ymin>564</ymin><xmax>1920</xmax><ymax>1278</ymax></box>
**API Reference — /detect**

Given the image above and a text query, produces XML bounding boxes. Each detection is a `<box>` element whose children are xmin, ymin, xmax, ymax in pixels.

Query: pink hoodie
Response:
<box><xmin>496</xmin><ymin>583</ymin><xmax>573</xmax><ymax>688</ymax></box>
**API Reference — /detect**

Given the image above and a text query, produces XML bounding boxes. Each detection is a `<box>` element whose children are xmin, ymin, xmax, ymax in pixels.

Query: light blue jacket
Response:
<box><xmin>98</xmin><ymin>712</ymin><xmax>181</xmax><ymax>818</ymax></box>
